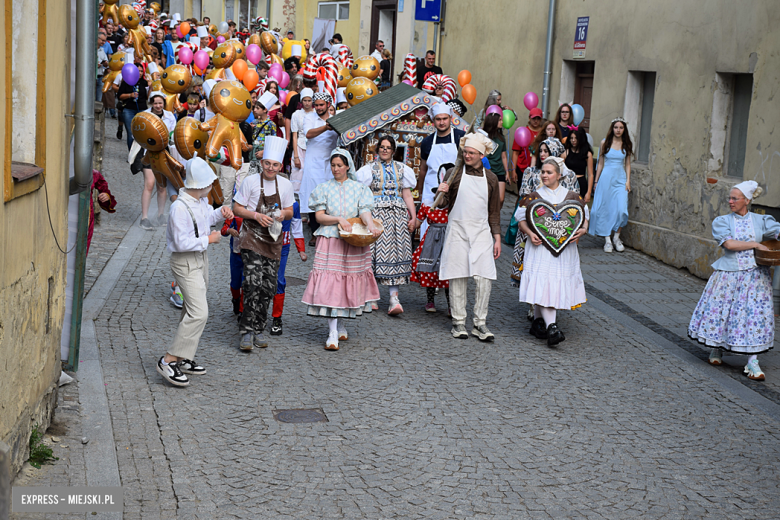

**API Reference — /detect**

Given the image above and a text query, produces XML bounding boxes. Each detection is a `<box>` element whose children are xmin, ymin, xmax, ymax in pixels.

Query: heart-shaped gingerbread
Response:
<box><xmin>526</xmin><ymin>199</ymin><xmax>585</xmax><ymax>257</ymax></box>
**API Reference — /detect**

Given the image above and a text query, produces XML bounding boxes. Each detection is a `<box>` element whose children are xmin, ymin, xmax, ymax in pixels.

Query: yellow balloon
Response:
<box><xmin>174</xmin><ymin>117</ymin><xmax>210</xmax><ymax>160</ymax></box>
<box><xmin>280</xmin><ymin>39</ymin><xmax>308</xmax><ymax>64</ymax></box>
<box><xmin>351</xmin><ymin>56</ymin><xmax>380</xmax><ymax>80</ymax></box>
<box><xmin>345</xmin><ymin>77</ymin><xmax>377</xmax><ymax>106</ymax></box>
<box><xmin>337</xmin><ymin>66</ymin><xmax>352</xmax><ymax>88</ymax></box>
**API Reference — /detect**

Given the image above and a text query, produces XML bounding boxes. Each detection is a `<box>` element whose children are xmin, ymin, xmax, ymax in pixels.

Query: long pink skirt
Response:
<box><xmin>302</xmin><ymin>236</ymin><xmax>380</xmax><ymax>318</ymax></box>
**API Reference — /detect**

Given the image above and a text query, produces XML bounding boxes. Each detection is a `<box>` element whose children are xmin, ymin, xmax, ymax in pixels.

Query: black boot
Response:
<box><xmin>546</xmin><ymin>323</ymin><xmax>565</xmax><ymax>347</ymax></box>
<box><xmin>529</xmin><ymin>318</ymin><xmax>548</xmax><ymax>339</ymax></box>
<box><xmin>116</xmin><ymin>122</ymin><xmax>123</xmax><ymax>140</ymax></box>
<box><xmin>270</xmin><ymin>317</ymin><xmax>283</xmax><ymax>336</ymax></box>
<box><xmin>232</xmin><ymin>298</ymin><xmax>240</xmax><ymax>315</ymax></box>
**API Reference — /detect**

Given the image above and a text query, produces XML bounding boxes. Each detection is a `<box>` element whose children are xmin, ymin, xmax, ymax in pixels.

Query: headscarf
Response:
<box><xmin>313</xmin><ymin>91</ymin><xmax>332</xmax><ymax>105</ymax></box>
<box><xmin>734</xmin><ymin>180</ymin><xmax>759</xmax><ymax>200</ymax></box>
<box><xmin>329</xmin><ymin>147</ymin><xmax>356</xmax><ymax>180</ymax></box>
<box><xmin>542</xmin><ymin>137</ymin><xmax>565</xmax><ymax>158</ymax></box>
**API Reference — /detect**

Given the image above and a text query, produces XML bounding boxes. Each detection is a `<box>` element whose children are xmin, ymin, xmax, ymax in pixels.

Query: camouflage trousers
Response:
<box><xmin>239</xmin><ymin>249</ymin><xmax>281</xmax><ymax>336</ymax></box>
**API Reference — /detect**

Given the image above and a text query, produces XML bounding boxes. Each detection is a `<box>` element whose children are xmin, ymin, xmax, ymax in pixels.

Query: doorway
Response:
<box><xmin>573</xmin><ymin>61</ymin><xmax>594</xmax><ymax>133</ymax></box>
<box><xmin>370</xmin><ymin>0</ymin><xmax>396</xmax><ymax>71</ymax></box>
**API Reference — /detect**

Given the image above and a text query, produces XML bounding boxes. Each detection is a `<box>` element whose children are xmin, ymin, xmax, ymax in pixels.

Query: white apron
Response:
<box><xmin>423</xmin><ymin>131</ymin><xmax>457</xmax><ymax>205</ymax></box>
<box><xmin>299</xmin><ymin>119</ymin><xmax>338</xmax><ymax>213</ymax></box>
<box><xmin>439</xmin><ymin>167</ymin><xmax>497</xmax><ymax>280</ymax></box>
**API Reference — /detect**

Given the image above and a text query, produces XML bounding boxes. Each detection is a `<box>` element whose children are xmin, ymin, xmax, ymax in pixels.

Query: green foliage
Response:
<box><xmin>28</xmin><ymin>424</ymin><xmax>58</xmax><ymax>469</ymax></box>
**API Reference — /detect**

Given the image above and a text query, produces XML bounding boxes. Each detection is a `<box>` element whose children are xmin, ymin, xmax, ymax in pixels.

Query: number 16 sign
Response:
<box><xmin>573</xmin><ymin>16</ymin><xmax>589</xmax><ymax>59</ymax></box>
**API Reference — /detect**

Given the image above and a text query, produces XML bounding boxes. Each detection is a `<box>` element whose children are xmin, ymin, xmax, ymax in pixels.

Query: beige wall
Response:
<box><xmin>1</xmin><ymin>0</ymin><xmax>71</xmax><ymax>473</ymax></box>
<box><xmin>440</xmin><ymin>0</ymin><xmax>780</xmax><ymax>278</ymax></box>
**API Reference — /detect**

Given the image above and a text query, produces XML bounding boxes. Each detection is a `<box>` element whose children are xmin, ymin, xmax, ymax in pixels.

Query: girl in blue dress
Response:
<box><xmin>589</xmin><ymin>118</ymin><xmax>633</xmax><ymax>252</ymax></box>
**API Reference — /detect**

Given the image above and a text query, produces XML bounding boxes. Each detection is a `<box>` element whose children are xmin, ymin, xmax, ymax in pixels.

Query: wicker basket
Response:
<box><xmin>756</xmin><ymin>239</ymin><xmax>780</xmax><ymax>266</ymax></box>
<box><xmin>338</xmin><ymin>217</ymin><xmax>384</xmax><ymax>247</ymax></box>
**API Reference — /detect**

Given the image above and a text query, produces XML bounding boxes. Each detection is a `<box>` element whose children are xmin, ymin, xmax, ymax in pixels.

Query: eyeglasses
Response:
<box><xmin>560</xmin><ymin>110</ymin><xmax>570</xmax><ymax>114</ymax></box>
<box><xmin>378</xmin><ymin>146</ymin><xmax>393</xmax><ymax>151</ymax></box>
<box><xmin>727</xmin><ymin>197</ymin><xmax>745</xmax><ymax>202</ymax></box>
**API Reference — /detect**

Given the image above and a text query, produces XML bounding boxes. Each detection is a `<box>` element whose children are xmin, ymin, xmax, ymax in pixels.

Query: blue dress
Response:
<box><xmin>589</xmin><ymin>148</ymin><xmax>628</xmax><ymax>236</ymax></box>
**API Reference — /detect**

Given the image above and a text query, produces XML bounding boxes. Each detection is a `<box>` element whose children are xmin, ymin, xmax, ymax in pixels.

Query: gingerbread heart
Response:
<box><xmin>526</xmin><ymin>199</ymin><xmax>585</xmax><ymax>257</ymax></box>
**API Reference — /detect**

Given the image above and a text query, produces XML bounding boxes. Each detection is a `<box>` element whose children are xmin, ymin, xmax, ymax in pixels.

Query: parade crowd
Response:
<box><xmin>95</xmin><ymin>2</ymin><xmax>778</xmax><ymax>388</ymax></box>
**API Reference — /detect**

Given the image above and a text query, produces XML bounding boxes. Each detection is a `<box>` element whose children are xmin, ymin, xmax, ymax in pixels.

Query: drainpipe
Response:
<box><xmin>69</xmin><ymin>0</ymin><xmax>96</xmax><ymax>195</ymax></box>
<box><xmin>541</xmin><ymin>0</ymin><xmax>556</xmax><ymax>119</ymax></box>
<box><xmin>266</xmin><ymin>0</ymin><xmax>271</xmax><ymax>23</ymax></box>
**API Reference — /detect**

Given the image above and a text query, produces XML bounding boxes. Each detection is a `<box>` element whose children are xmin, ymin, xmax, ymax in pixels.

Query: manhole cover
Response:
<box><xmin>273</xmin><ymin>408</ymin><xmax>328</xmax><ymax>423</ymax></box>
<box><xmin>286</xmin><ymin>277</ymin><xmax>307</xmax><ymax>287</ymax></box>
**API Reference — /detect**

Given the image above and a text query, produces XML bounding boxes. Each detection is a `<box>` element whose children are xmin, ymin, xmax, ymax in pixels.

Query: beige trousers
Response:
<box><xmin>169</xmin><ymin>251</ymin><xmax>209</xmax><ymax>360</ymax></box>
<box><xmin>219</xmin><ymin>165</ymin><xmax>237</xmax><ymax>205</ymax></box>
<box><xmin>449</xmin><ymin>276</ymin><xmax>492</xmax><ymax>327</ymax></box>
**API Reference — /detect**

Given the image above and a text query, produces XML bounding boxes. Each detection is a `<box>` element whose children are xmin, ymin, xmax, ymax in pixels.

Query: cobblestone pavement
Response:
<box><xmin>12</xmin><ymin>137</ymin><xmax>780</xmax><ymax>518</ymax></box>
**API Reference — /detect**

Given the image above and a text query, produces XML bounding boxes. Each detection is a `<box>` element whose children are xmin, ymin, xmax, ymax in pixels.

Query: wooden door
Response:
<box><xmin>370</xmin><ymin>0</ymin><xmax>397</xmax><ymax>63</ymax></box>
<box><xmin>574</xmin><ymin>62</ymin><xmax>594</xmax><ymax>133</ymax></box>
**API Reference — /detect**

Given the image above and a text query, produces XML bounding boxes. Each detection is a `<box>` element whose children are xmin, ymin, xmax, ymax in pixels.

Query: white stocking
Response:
<box><xmin>540</xmin><ymin>307</ymin><xmax>557</xmax><ymax>327</ymax></box>
<box><xmin>328</xmin><ymin>318</ymin><xmax>338</xmax><ymax>334</ymax></box>
<box><xmin>748</xmin><ymin>354</ymin><xmax>758</xmax><ymax>363</ymax></box>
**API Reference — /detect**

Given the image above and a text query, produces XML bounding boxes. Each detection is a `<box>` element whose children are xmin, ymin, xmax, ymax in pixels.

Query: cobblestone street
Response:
<box><xmin>13</xmin><ymin>134</ymin><xmax>780</xmax><ymax>519</ymax></box>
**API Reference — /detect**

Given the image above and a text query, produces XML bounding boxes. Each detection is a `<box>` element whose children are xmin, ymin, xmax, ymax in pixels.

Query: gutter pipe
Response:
<box><xmin>70</xmin><ymin>0</ymin><xmax>96</xmax><ymax>195</ymax></box>
<box><xmin>541</xmin><ymin>0</ymin><xmax>556</xmax><ymax>119</ymax></box>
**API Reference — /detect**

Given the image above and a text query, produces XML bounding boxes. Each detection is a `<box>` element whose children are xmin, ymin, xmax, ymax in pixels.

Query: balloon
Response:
<box><xmin>176</xmin><ymin>27</ymin><xmax>184</xmax><ymax>39</ymax></box>
<box><xmin>193</xmin><ymin>49</ymin><xmax>210</xmax><ymax>70</ymax></box>
<box><xmin>179</xmin><ymin>21</ymin><xmax>190</xmax><ymax>36</ymax></box>
<box><xmin>217</xmin><ymin>36</ymin><xmax>226</xmax><ymax>44</ymax></box>
<box><xmin>193</xmin><ymin>65</ymin><xmax>204</xmax><ymax>76</ymax></box>
<box><xmin>514</xmin><ymin>127</ymin><xmax>532</xmax><ymax>148</ymax></box>
<box><xmin>232</xmin><ymin>59</ymin><xmax>248</xmax><ymax>80</ymax></box>
<box><xmin>268</xmin><ymin>63</ymin><xmax>283</xmax><ymax>75</ymax></box>
<box><xmin>267</xmin><ymin>68</ymin><xmax>283</xmax><ymax>84</ymax></box>
<box><xmin>351</xmin><ymin>56</ymin><xmax>380</xmax><ymax>80</ymax></box>
<box><xmin>523</xmin><ymin>92</ymin><xmax>539</xmax><ymax>110</ymax></box>
<box><xmin>571</xmin><ymin>103</ymin><xmax>585</xmax><ymax>126</ymax></box>
<box><xmin>279</xmin><ymin>90</ymin><xmax>287</xmax><ymax>104</ymax></box>
<box><xmin>586</xmin><ymin>133</ymin><xmax>594</xmax><ymax>148</ymax></box>
<box><xmin>205</xmin><ymin>80</ymin><xmax>253</xmax><ymax>170</ymax></box>
<box><xmin>486</xmin><ymin>104</ymin><xmax>503</xmax><ymax>117</ymax></box>
<box><xmin>345</xmin><ymin>77</ymin><xmax>377</xmax><ymax>106</ymax></box>
<box><xmin>178</xmin><ymin>46</ymin><xmax>193</xmax><ymax>65</ymax></box>
<box><xmin>121</xmin><ymin>63</ymin><xmax>140</xmax><ymax>86</ymax></box>
<box><xmin>462</xmin><ymin>84</ymin><xmax>477</xmax><ymax>105</ymax></box>
<box><xmin>402</xmin><ymin>79</ymin><xmax>414</xmax><ymax>86</ymax></box>
<box><xmin>246</xmin><ymin>44</ymin><xmax>262</xmax><ymax>65</ymax></box>
<box><xmin>502</xmin><ymin>110</ymin><xmax>516</xmax><ymax>129</ymax></box>
<box><xmin>260</xmin><ymin>32</ymin><xmax>278</xmax><ymax>55</ymax></box>
<box><xmin>243</xmin><ymin>70</ymin><xmax>259</xmax><ymax>91</ymax></box>
<box><xmin>457</xmin><ymin>70</ymin><xmax>471</xmax><ymax>87</ymax></box>
<box><xmin>337</xmin><ymin>66</ymin><xmax>352</xmax><ymax>88</ymax></box>
<box><xmin>279</xmin><ymin>71</ymin><xmax>290</xmax><ymax>89</ymax></box>
<box><xmin>218</xmin><ymin>21</ymin><xmax>229</xmax><ymax>33</ymax></box>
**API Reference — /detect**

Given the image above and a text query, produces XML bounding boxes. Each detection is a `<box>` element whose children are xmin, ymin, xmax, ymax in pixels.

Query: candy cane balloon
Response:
<box><xmin>303</xmin><ymin>52</ymin><xmax>339</xmax><ymax>101</ymax></box>
<box><xmin>337</xmin><ymin>45</ymin><xmax>354</xmax><ymax>69</ymax></box>
<box><xmin>422</xmin><ymin>74</ymin><xmax>457</xmax><ymax>102</ymax></box>
<box><xmin>402</xmin><ymin>53</ymin><xmax>417</xmax><ymax>85</ymax></box>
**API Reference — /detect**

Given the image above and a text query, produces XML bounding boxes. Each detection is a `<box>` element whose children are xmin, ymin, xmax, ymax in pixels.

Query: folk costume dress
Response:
<box><xmin>302</xmin><ymin>178</ymin><xmax>381</xmax><ymax>318</ymax></box>
<box><xmin>589</xmin><ymin>147</ymin><xmax>629</xmax><ymax>237</ymax></box>
<box><xmin>356</xmin><ymin>159</ymin><xmax>416</xmax><ymax>286</ymax></box>
<box><xmin>688</xmin><ymin>212</ymin><xmax>780</xmax><ymax>354</ymax></box>
<box><xmin>517</xmin><ymin>184</ymin><xmax>588</xmax><ymax>310</ymax></box>
<box><xmin>410</xmin><ymin>204</ymin><xmax>449</xmax><ymax>289</ymax></box>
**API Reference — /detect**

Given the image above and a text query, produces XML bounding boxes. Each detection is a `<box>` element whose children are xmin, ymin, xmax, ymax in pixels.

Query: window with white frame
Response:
<box><xmin>318</xmin><ymin>1</ymin><xmax>349</xmax><ymax>20</ymax></box>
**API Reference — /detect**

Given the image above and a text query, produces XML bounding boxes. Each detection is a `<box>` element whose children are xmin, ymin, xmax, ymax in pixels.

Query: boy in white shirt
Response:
<box><xmin>157</xmin><ymin>156</ymin><xmax>234</xmax><ymax>387</ymax></box>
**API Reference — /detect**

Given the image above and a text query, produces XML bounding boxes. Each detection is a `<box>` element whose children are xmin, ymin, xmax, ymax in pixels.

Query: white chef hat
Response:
<box><xmin>460</xmin><ymin>132</ymin><xmax>495</xmax><ymax>156</ymax></box>
<box><xmin>734</xmin><ymin>180</ymin><xmax>760</xmax><ymax>200</ymax></box>
<box><xmin>430</xmin><ymin>102</ymin><xmax>452</xmax><ymax>118</ymax></box>
<box><xmin>184</xmin><ymin>156</ymin><xmax>218</xmax><ymax>189</ymax></box>
<box><xmin>258</xmin><ymin>91</ymin><xmax>278</xmax><ymax>110</ymax></box>
<box><xmin>336</xmin><ymin>87</ymin><xmax>347</xmax><ymax>105</ymax></box>
<box><xmin>203</xmin><ymin>79</ymin><xmax>218</xmax><ymax>99</ymax></box>
<box><xmin>291</xmin><ymin>44</ymin><xmax>302</xmax><ymax>57</ymax></box>
<box><xmin>172</xmin><ymin>12</ymin><xmax>181</xmax><ymax>21</ymax></box>
<box><xmin>145</xmin><ymin>26</ymin><xmax>153</xmax><ymax>36</ymax></box>
<box><xmin>124</xmin><ymin>48</ymin><xmax>135</xmax><ymax>62</ymax></box>
<box><xmin>299</xmin><ymin>87</ymin><xmax>314</xmax><ymax>100</ymax></box>
<box><xmin>224</xmin><ymin>68</ymin><xmax>237</xmax><ymax>81</ymax></box>
<box><xmin>263</xmin><ymin>135</ymin><xmax>288</xmax><ymax>164</ymax></box>
<box><xmin>197</xmin><ymin>26</ymin><xmax>208</xmax><ymax>38</ymax></box>
<box><xmin>147</xmin><ymin>62</ymin><xmax>159</xmax><ymax>74</ymax></box>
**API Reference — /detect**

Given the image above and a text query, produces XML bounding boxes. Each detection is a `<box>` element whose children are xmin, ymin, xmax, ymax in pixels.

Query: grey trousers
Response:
<box><xmin>168</xmin><ymin>251</ymin><xmax>209</xmax><ymax>360</ymax></box>
<box><xmin>449</xmin><ymin>276</ymin><xmax>492</xmax><ymax>327</ymax></box>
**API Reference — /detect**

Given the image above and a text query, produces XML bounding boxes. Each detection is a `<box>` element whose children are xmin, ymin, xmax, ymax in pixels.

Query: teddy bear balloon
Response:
<box><xmin>100</xmin><ymin>0</ymin><xmax>120</xmax><ymax>26</ymax></box>
<box><xmin>131</xmin><ymin>111</ymin><xmax>185</xmax><ymax>191</ymax></box>
<box><xmin>118</xmin><ymin>4</ymin><xmax>153</xmax><ymax>62</ymax></box>
<box><xmin>102</xmin><ymin>52</ymin><xmax>126</xmax><ymax>93</ymax></box>
<box><xmin>157</xmin><ymin>64</ymin><xmax>192</xmax><ymax>113</ymax></box>
<box><xmin>199</xmin><ymin>81</ymin><xmax>252</xmax><ymax>170</ymax></box>
<box><xmin>205</xmin><ymin>42</ymin><xmax>237</xmax><ymax>81</ymax></box>
<box><xmin>174</xmin><ymin>117</ymin><xmax>225</xmax><ymax>205</ymax></box>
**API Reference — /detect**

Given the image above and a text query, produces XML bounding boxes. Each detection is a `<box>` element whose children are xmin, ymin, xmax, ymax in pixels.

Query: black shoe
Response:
<box><xmin>546</xmin><ymin>323</ymin><xmax>565</xmax><ymax>347</ymax></box>
<box><xmin>232</xmin><ymin>298</ymin><xmax>240</xmax><ymax>315</ymax></box>
<box><xmin>236</xmin><ymin>312</ymin><xmax>242</xmax><ymax>324</ymax></box>
<box><xmin>270</xmin><ymin>317</ymin><xmax>283</xmax><ymax>336</ymax></box>
<box><xmin>530</xmin><ymin>318</ymin><xmax>548</xmax><ymax>339</ymax></box>
<box><xmin>156</xmin><ymin>357</ymin><xmax>189</xmax><ymax>387</ymax></box>
<box><xmin>116</xmin><ymin>125</ymin><xmax>123</xmax><ymax>140</ymax></box>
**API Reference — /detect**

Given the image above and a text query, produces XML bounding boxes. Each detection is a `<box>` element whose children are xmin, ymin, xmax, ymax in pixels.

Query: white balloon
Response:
<box><xmin>218</xmin><ymin>21</ymin><xmax>229</xmax><ymax>33</ymax></box>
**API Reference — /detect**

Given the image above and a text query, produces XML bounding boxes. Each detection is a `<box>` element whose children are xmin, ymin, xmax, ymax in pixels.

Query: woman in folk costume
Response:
<box><xmin>355</xmin><ymin>135</ymin><xmax>418</xmax><ymax>315</ymax></box>
<box><xmin>689</xmin><ymin>181</ymin><xmax>779</xmax><ymax>381</ymax></box>
<box><xmin>517</xmin><ymin>158</ymin><xmax>588</xmax><ymax>347</ymax></box>
<box><xmin>302</xmin><ymin>148</ymin><xmax>381</xmax><ymax>351</ymax></box>
<box><xmin>411</xmin><ymin>162</ymin><xmax>454</xmax><ymax>314</ymax></box>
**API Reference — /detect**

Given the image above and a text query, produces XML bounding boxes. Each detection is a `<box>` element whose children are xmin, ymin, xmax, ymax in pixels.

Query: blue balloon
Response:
<box><xmin>121</xmin><ymin>63</ymin><xmax>140</xmax><ymax>86</ymax></box>
<box><xmin>571</xmin><ymin>104</ymin><xmax>585</xmax><ymax>126</ymax></box>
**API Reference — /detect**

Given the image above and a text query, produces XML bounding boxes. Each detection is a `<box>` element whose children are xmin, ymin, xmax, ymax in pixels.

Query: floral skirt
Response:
<box><xmin>688</xmin><ymin>267</ymin><xmax>775</xmax><ymax>354</ymax></box>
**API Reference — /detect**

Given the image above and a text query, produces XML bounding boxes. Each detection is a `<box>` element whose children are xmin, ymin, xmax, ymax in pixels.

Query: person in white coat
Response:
<box><xmin>436</xmin><ymin>133</ymin><xmax>502</xmax><ymax>341</ymax></box>
<box><xmin>299</xmin><ymin>92</ymin><xmax>339</xmax><ymax>243</ymax></box>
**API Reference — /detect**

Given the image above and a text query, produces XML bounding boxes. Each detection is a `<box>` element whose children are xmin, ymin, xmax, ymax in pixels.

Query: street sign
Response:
<box><xmin>415</xmin><ymin>0</ymin><xmax>442</xmax><ymax>22</ymax></box>
<box><xmin>573</xmin><ymin>16</ymin><xmax>589</xmax><ymax>59</ymax></box>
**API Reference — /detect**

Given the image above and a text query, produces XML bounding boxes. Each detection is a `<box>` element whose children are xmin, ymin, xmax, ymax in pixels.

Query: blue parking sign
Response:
<box><xmin>415</xmin><ymin>0</ymin><xmax>442</xmax><ymax>22</ymax></box>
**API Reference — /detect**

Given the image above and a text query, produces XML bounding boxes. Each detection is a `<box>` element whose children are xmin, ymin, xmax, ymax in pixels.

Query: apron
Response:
<box><xmin>238</xmin><ymin>176</ymin><xmax>284</xmax><ymax>260</ymax></box>
<box><xmin>299</xmin><ymin>117</ymin><xmax>338</xmax><ymax>213</ymax></box>
<box><xmin>439</xmin><ymin>167</ymin><xmax>497</xmax><ymax>280</ymax></box>
<box><xmin>423</xmin><ymin>131</ymin><xmax>457</xmax><ymax>205</ymax></box>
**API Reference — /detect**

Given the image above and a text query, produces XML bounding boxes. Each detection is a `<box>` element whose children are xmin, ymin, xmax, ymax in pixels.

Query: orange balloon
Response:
<box><xmin>243</xmin><ymin>70</ymin><xmax>259</xmax><ymax>91</ymax></box>
<box><xmin>458</xmin><ymin>70</ymin><xmax>471</xmax><ymax>87</ymax></box>
<box><xmin>462</xmin><ymin>84</ymin><xmax>477</xmax><ymax>105</ymax></box>
<box><xmin>232</xmin><ymin>60</ymin><xmax>248</xmax><ymax>81</ymax></box>
<box><xmin>193</xmin><ymin>64</ymin><xmax>203</xmax><ymax>76</ymax></box>
<box><xmin>179</xmin><ymin>21</ymin><xmax>191</xmax><ymax>36</ymax></box>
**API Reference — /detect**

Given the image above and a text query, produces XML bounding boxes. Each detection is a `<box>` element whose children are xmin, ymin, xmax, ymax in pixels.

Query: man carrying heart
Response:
<box><xmin>517</xmin><ymin>158</ymin><xmax>589</xmax><ymax>347</ymax></box>
<box><xmin>436</xmin><ymin>132</ymin><xmax>502</xmax><ymax>342</ymax></box>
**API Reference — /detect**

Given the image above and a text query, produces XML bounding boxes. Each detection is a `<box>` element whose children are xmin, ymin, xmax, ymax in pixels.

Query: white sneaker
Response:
<box><xmin>603</xmin><ymin>237</ymin><xmax>613</xmax><ymax>253</ymax></box>
<box><xmin>337</xmin><ymin>322</ymin><xmax>348</xmax><ymax>341</ymax></box>
<box><xmin>708</xmin><ymin>349</ymin><xmax>723</xmax><ymax>366</ymax></box>
<box><xmin>744</xmin><ymin>359</ymin><xmax>765</xmax><ymax>381</ymax></box>
<box><xmin>613</xmin><ymin>235</ymin><xmax>625</xmax><ymax>252</ymax></box>
<box><xmin>388</xmin><ymin>295</ymin><xmax>403</xmax><ymax>315</ymax></box>
<box><xmin>325</xmin><ymin>331</ymin><xmax>339</xmax><ymax>350</ymax></box>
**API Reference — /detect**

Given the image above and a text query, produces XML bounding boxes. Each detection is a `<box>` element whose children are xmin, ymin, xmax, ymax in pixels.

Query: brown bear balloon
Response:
<box><xmin>131</xmin><ymin>111</ymin><xmax>185</xmax><ymax>191</ymax></box>
<box><xmin>351</xmin><ymin>56</ymin><xmax>380</xmax><ymax>80</ymax></box>
<box><xmin>157</xmin><ymin>64</ymin><xmax>192</xmax><ymax>113</ymax></box>
<box><xmin>199</xmin><ymin>81</ymin><xmax>252</xmax><ymax>170</ymax></box>
<box><xmin>206</xmin><ymin>42</ymin><xmax>237</xmax><ymax>81</ymax></box>
<box><xmin>228</xmin><ymin>38</ymin><xmax>247</xmax><ymax>61</ymax></box>
<box><xmin>118</xmin><ymin>4</ymin><xmax>153</xmax><ymax>63</ymax></box>
<box><xmin>102</xmin><ymin>52</ymin><xmax>125</xmax><ymax>93</ymax></box>
<box><xmin>174</xmin><ymin>117</ymin><xmax>224</xmax><ymax>205</ymax></box>
<box><xmin>100</xmin><ymin>0</ymin><xmax>120</xmax><ymax>26</ymax></box>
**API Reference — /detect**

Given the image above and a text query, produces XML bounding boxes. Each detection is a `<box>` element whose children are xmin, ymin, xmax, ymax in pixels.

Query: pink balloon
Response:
<box><xmin>176</xmin><ymin>27</ymin><xmax>184</xmax><ymax>39</ymax></box>
<box><xmin>246</xmin><ymin>44</ymin><xmax>262</xmax><ymax>65</ymax></box>
<box><xmin>402</xmin><ymin>79</ymin><xmax>414</xmax><ymax>86</ymax></box>
<box><xmin>267</xmin><ymin>68</ymin><xmax>284</xmax><ymax>84</ymax></box>
<box><xmin>178</xmin><ymin>46</ymin><xmax>193</xmax><ymax>65</ymax></box>
<box><xmin>486</xmin><ymin>104</ymin><xmax>503</xmax><ymax>117</ymax></box>
<box><xmin>523</xmin><ymin>92</ymin><xmax>539</xmax><ymax>111</ymax></box>
<box><xmin>268</xmin><ymin>63</ymin><xmax>283</xmax><ymax>76</ymax></box>
<box><xmin>217</xmin><ymin>36</ymin><xmax>226</xmax><ymax>43</ymax></box>
<box><xmin>514</xmin><ymin>127</ymin><xmax>533</xmax><ymax>148</ymax></box>
<box><xmin>279</xmin><ymin>90</ymin><xmax>287</xmax><ymax>104</ymax></box>
<box><xmin>193</xmin><ymin>50</ymin><xmax>210</xmax><ymax>70</ymax></box>
<box><xmin>279</xmin><ymin>71</ymin><xmax>291</xmax><ymax>89</ymax></box>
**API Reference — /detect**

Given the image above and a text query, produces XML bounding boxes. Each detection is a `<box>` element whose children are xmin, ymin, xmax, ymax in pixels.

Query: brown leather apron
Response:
<box><xmin>238</xmin><ymin>176</ymin><xmax>284</xmax><ymax>260</ymax></box>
